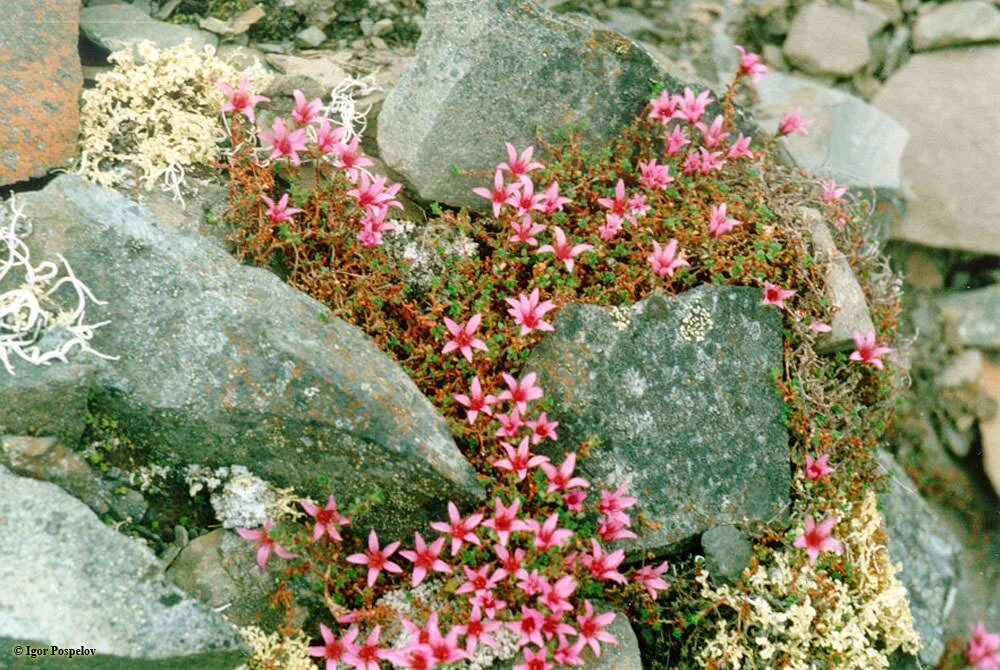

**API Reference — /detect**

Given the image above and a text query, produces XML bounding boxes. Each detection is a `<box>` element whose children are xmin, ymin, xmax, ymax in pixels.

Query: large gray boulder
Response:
<box><xmin>934</xmin><ymin>285</ymin><xmax>1000</xmax><ymax>350</ymax></box>
<box><xmin>80</xmin><ymin>3</ymin><xmax>217</xmax><ymax>56</ymax></box>
<box><xmin>0</xmin><ymin>465</ymin><xmax>246</xmax><ymax>669</ymax></box>
<box><xmin>526</xmin><ymin>286</ymin><xmax>790</xmax><ymax>555</ymax></box>
<box><xmin>912</xmin><ymin>1</ymin><xmax>1000</xmax><ymax>51</ymax></box>
<box><xmin>377</xmin><ymin>0</ymin><xmax>663</xmax><ymax>210</ymax></box>
<box><xmin>13</xmin><ymin>175</ymin><xmax>483</xmax><ymax>536</ymax></box>
<box><xmin>783</xmin><ymin>2</ymin><xmax>871</xmax><ymax>77</ymax></box>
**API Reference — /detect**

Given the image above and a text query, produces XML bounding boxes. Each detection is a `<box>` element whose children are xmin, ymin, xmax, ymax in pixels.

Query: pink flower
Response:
<box><xmin>850</xmin><ymin>331</ymin><xmax>892</xmax><ymax>370</ymax></box>
<box><xmin>809</xmin><ymin>320</ymin><xmax>833</xmax><ymax>333</ymax></box>
<box><xmin>778</xmin><ymin>107</ymin><xmax>811</xmax><ymax>136</ymax></box>
<box><xmin>805</xmin><ymin>453</ymin><xmax>835</xmax><ymax>481</ymax></box>
<box><xmin>526</xmin><ymin>513</ymin><xmax>574</xmax><ymax>550</ymax></box>
<box><xmin>300</xmin><ymin>494</ymin><xmax>350</xmax><ymax>542</ymax></box>
<box><xmin>261</xmin><ymin>193</ymin><xmax>303</xmax><ymax>224</ymax></box>
<box><xmin>381</xmin><ymin>644</ymin><xmax>434</xmax><ymax>670</ymax></box>
<box><xmin>541</xmin><ymin>614</ymin><xmax>575</xmax><ymax>642</ymax></box>
<box><xmin>292</xmin><ymin>89</ymin><xmax>323</xmax><ymax>126</ymax></box>
<box><xmin>259</xmin><ymin>117</ymin><xmax>308</xmax><ymax>165</ymax></box>
<box><xmin>442</xmin><ymin>313</ymin><xmax>488</xmax><ymax>363</ymax></box>
<box><xmin>494</xmin><ymin>408</ymin><xmax>525</xmax><ymax>439</ymax></box>
<box><xmin>424</xmin><ymin>613</ymin><xmax>469</xmax><ymax>666</ymax></box>
<box><xmin>457</xmin><ymin>564</ymin><xmax>502</xmax><ymax>596</ymax></box>
<box><xmin>508</xmin><ymin>606</ymin><xmax>547</xmax><ymax>648</ymax></box>
<box><xmin>734</xmin><ymin>45</ymin><xmax>769</xmax><ymax>82</ymax></box>
<box><xmin>473</xmin><ymin>169</ymin><xmax>520</xmax><ymax>218</ymax></box>
<box><xmin>429</xmin><ymin>501</ymin><xmax>484</xmax><ymax>555</ymax></box>
<box><xmin>966</xmin><ymin>621</ymin><xmax>1000</xmax><ymax>670</ymax></box>
<box><xmin>708</xmin><ymin>203</ymin><xmax>741</xmax><ymax>237</ymax></box>
<box><xmin>540</xmin><ymin>452</ymin><xmax>590</xmax><ymax>494</ymax></box>
<box><xmin>793</xmin><ymin>515</ymin><xmax>844</xmax><ymax>565</ymax></box>
<box><xmin>638</xmin><ymin>158</ymin><xmax>674</xmax><ymax>190</ymax></box>
<box><xmin>455</xmin><ymin>604</ymin><xmax>502</xmax><ymax>655</ymax></box>
<box><xmin>537</xmin><ymin>226</ymin><xmax>593</xmax><ymax>273</ymax></box>
<box><xmin>539</xmin><ymin>181</ymin><xmax>572</xmax><ymax>214</ymax></box>
<box><xmin>308</xmin><ymin>624</ymin><xmax>360</xmax><ymax>670</ymax></box>
<box><xmin>633</xmin><ymin>561</ymin><xmax>670</xmax><ymax>599</ymax></box>
<box><xmin>762</xmin><ymin>281</ymin><xmax>796</xmax><ymax>308</ymax></box>
<box><xmin>399</xmin><ymin>532</ymin><xmax>451</xmax><ymax>586</ymax></box>
<box><xmin>482</xmin><ymin>497</ymin><xmax>530</xmax><ymax>546</ymax></box>
<box><xmin>681</xmin><ymin>151</ymin><xmax>702</xmax><ymax>176</ymax></box>
<box><xmin>553</xmin><ymin>635</ymin><xmax>585</xmax><ymax>666</ymax></box>
<box><xmin>674</xmin><ymin>87</ymin><xmax>714</xmax><ymax>124</ymax></box>
<box><xmin>505</xmin><ymin>288</ymin><xmax>557</xmax><ymax>336</ymax></box>
<box><xmin>513</xmin><ymin>646</ymin><xmax>551</xmax><ymax>670</ymax></box>
<box><xmin>563</xmin><ymin>489</ymin><xmax>587</xmax><ymax>512</ymax></box>
<box><xmin>727</xmin><ymin>133</ymin><xmax>754</xmax><ymax>159</ymax></box>
<box><xmin>573</xmin><ymin>601</ymin><xmax>618</xmax><ymax>657</ymax></box>
<box><xmin>454</xmin><ymin>376</ymin><xmax>497</xmax><ymax>424</ymax></box>
<box><xmin>344</xmin><ymin>625</ymin><xmax>386</xmax><ymax>670</ymax></box>
<box><xmin>236</xmin><ymin>520</ymin><xmax>298</xmax><ymax>569</ymax></box>
<box><xmin>695</xmin><ymin>115</ymin><xmax>729</xmax><ymax>148</ymax></box>
<box><xmin>697</xmin><ymin>147</ymin><xmax>727</xmax><ymax>174</ymax></box>
<box><xmin>494</xmin><ymin>436</ymin><xmax>549</xmax><ymax>481</ymax></box>
<box><xmin>821</xmin><ymin>178</ymin><xmax>848</xmax><ymax>204</ymax></box>
<box><xmin>492</xmin><ymin>543</ymin><xmax>526</xmax><ymax>580</ymax></box>
<box><xmin>538</xmin><ymin>574</ymin><xmax>577</xmax><ymax>614</ymax></box>
<box><xmin>314</xmin><ymin>118</ymin><xmax>345</xmax><ymax>155</ymax></box>
<box><xmin>648</xmin><ymin>89</ymin><xmax>678</xmax><ymax>124</ymax></box>
<box><xmin>526</xmin><ymin>411</ymin><xmax>559</xmax><ymax>445</ymax></box>
<box><xmin>332</xmin><ymin>135</ymin><xmax>374</xmax><ymax>182</ymax></box>
<box><xmin>628</xmin><ymin>193</ymin><xmax>649</xmax><ymax>217</ymax></box>
<box><xmin>510</xmin><ymin>177</ymin><xmax>546</xmax><ymax>217</ymax></box>
<box><xmin>346</xmin><ymin>530</ymin><xmax>403</xmax><ymax>587</ymax></box>
<box><xmin>516</xmin><ymin>571</ymin><xmax>550</xmax><ymax>597</ymax></box>
<box><xmin>598</xmin><ymin>213</ymin><xmax>624</xmax><ymax>241</ymax></box>
<box><xmin>664</xmin><ymin>125</ymin><xmax>690</xmax><ymax>156</ymax></box>
<box><xmin>499</xmin><ymin>142</ymin><xmax>545</xmax><ymax>179</ymax></box>
<box><xmin>582</xmin><ymin>538</ymin><xmax>627</xmax><ymax>584</ymax></box>
<box><xmin>498</xmin><ymin>372</ymin><xmax>545</xmax><ymax>414</ymax></box>
<box><xmin>346</xmin><ymin>172</ymin><xmax>402</xmax><ymax>218</ymax></box>
<box><xmin>647</xmin><ymin>239</ymin><xmax>689</xmax><ymax>278</ymax></box>
<box><xmin>509</xmin><ymin>215</ymin><xmax>547</xmax><ymax>246</ymax></box>
<box><xmin>471</xmin><ymin>590</ymin><xmax>506</xmax><ymax>619</ymax></box>
<box><xmin>599</xmin><ymin>486</ymin><xmax>638</xmax><ymax>520</ymax></box>
<box><xmin>597</xmin><ymin>515</ymin><xmax>637</xmax><ymax>541</ymax></box>
<box><xmin>217</xmin><ymin>73</ymin><xmax>269</xmax><ymax>123</ymax></box>
<box><xmin>357</xmin><ymin>210</ymin><xmax>395</xmax><ymax>248</ymax></box>
<box><xmin>597</xmin><ymin>179</ymin><xmax>629</xmax><ymax>217</ymax></box>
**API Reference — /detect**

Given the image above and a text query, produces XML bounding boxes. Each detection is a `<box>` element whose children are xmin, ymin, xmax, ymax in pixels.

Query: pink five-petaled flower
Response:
<box><xmin>727</xmin><ymin>133</ymin><xmax>754</xmax><ymax>159</ymax></box>
<box><xmin>538</xmin><ymin>574</ymin><xmax>577</xmax><ymax>614</ymax></box>
<box><xmin>308</xmin><ymin>623</ymin><xmax>360</xmax><ymax>670</ymax></box>
<box><xmin>505</xmin><ymin>288</ymin><xmax>557</xmax><ymax>336</ymax></box>
<box><xmin>455</xmin><ymin>604</ymin><xmax>502</xmax><ymax>656</ymax></box>
<box><xmin>526</xmin><ymin>411</ymin><xmax>559</xmax><ymax>445</ymax></box>
<box><xmin>430</xmin><ymin>501</ymin><xmax>484</xmax><ymax>555</ymax></box>
<box><xmin>850</xmin><ymin>331</ymin><xmax>892</xmax><ymax>370</ymax></box>
<box><xmin>563</xmin><ymin>489</ymin><xmax>587</xmax><ymax>511</ymax></box>
<box><xmin>536</xmin><ymin>226</ymin><xmax>594</xmax><ymax>273</ymax></box>
<box><xmin>399</xmin><ymin>532</ymin><xmax>452</xmax><ymax>587</ymax></box>
<box><xmin>261</xmin><ymin>193</ymin><xmax>303</xmax><ymax>224</ymax></box>
<box><xmin>582</xmin><ymin>538</ymin><xmax>627</xmax><ymax>584</ymax></box>
<box><xmin>236</xmin><ymin>520</ymin><xmax>298</xmax><ymax>570</ymax></box>
<box><xmin>424</xmin><ymin>613</ymin><xmax>468</xmax><ymax>666</ymax></box>
<box><xmin>526</xmin><ymin>513</ymin><xmax>574</xmax><ymax>550</ymax></box>
<box><xmin>442</xmin><ymin>313</ymin><xmax>488</xmax><ymax>364</ymax></box>
<box><xmin>599</xmin><ymin>485</ymin><xmax>638</xmax><ymax>521</ymax></box>
<box><xmin>598</xmin><ymin>213</ymin><xmax>624</xmax><ymax>241</ymax></box>
<box><xmin>541</xmin><ymin>614</ymin><xmax>575</xmax><ymax>642</ymax></box>
<box><xmin>259</xmin><ymin>117</ymin><xmax>308</xmax><ymax>165</ymax></box>
<box><xmin>516</xmin><ymin>568</ymin><xmax>549</xmax><ymax>596</ymax></box>
<box><xmin>314</xmin><ymin>118</ymin><xmax>345</xmax><ymax>155</ymax></box>
<box><xmin>344</xmin><ymin>625</ymin><xmax>387</xmax><ymax>670</ymax></box>
<box><xmin>482</xmin><ymin>497</ymin><xmax>530</xmax><ymax>546</ymax></box>
<box><xmin>513</xmin><ymin>646</ymin><xmax>552</xmax><ymax>670</ymax></box>
<box><xmin>494</xmin><ymin>408</ymin><xmax>524</xmax><ymax>439</ymax></box>
<box><xmin>540</xmin><ymin>181</ymin><xmax>572</xmax><ymax>214</ymax></box>
<box><xmin>638</xmin><ymin>158</ymin><xmax>674</xmax><ymax>190</ymax></box>
<box><xmin>805</xmin><ymin>453</ymin><xmax>835</xmax><ymax>481</ymax></box>
<box><xmin>346</xmin><ymin>530</ymin><xmax>402</xmax><ymax>587</ymax></box>
<box><xmin>492</xmin><ymin>543</ymin><xmax>526</xmax><ymax>580</ymax></box>
<box><xmin>966</xmin><ymin>621</ymin><xmax>1000</xmax><ymax>670</ymax></box>
<box><xmin>346</xmin><ymin>171</ymin><xmax>403</xmax><ymax>218</ymax></box>
<box><xmin>628</xmin><ymin>193</ymin><xmax>649</xmax><ymax>217</ymax></box>
<box><xmin>647</xmin><ymin>239</ymin><xmax>689</xmax><ymax>278</ymax></box>
<box><xmin>698</xmin><ymin>147</ymin><xmax>727</xmax><ymax>174</ymax></box>
<box><xmin>633</xmin><ymin>561</ymin><xmax>670</xmax><ymax>599</ymax></box>
<box><xmin>821</xmin><ymin>178</ymin><xmax>849</xmax><ymax>204</ymax></box>
<box><xmin>647</xmin><ymin>88</ymin><xmax>678</xmax><ymax>124</ymax></box>
<box><xmin>554</xmin><ymin>635</ymin><xmax>585</xmax><ymax>666</ymax></box>
<box><xmin>762</xmin><ymin>281</ymin><xmax>796</xmax><ymax>309</ymax></box>
<box><xmin>332</xmin><ymin>135</ymin><xmax>374</xmax><ymax>182</ymax></box>
<box><xmin>474</xmin><ymin>169</ymin><xmax>520</xmax><ymax>218</ymax></box>
<box><xmin>778</xmin><ymin>107</ymin><xmax>811</xmax><ymax>136</ymax></box>
<box><xmin>708</xmin><ymin>203</ymin><xmax>741</xmax><ymax>238</ymax></box>
<box><xmin>494</xmin><ymin>436</ymin><xmax>549</xmax><ymax>481</ymax></box>
<box><xmin>217</xmin><ymin>73</ymin><xmax>269</xmax><ymax>123</ymax></box>
<box><xmin>793</xmin><ymin>515</ymin><xmax>845</xmax><ymax>565</ymax></box>
<box><xmin>291</xmin><ymin>89</ymin><xmax>323</xmax><ymax>126</ymax></box>
<box><xmin>664</xmin><ymin>125</ymin><xmax>690</xmax><ymax>156</ymax></box>
<box><xmin>573</xmin><ymin>601</ymin><xmax>618</xmax><ymax>657</ymax></box>
<box><xmin>674</xmin><ymin>87</ymin><xmax>714</xmax><ymax>124</ymax></box>
<box><xmin>454</xmin><ymin>376</ymin><xmax>497</xmax><ymax>424</ymax></box>
<box><xmin>508</xmin><ymin>606</ymin><xmax>547</xmax><ymax>648</ymax></box>
<box><xmin>499</xmin><ymin>142</ymin><xmax>545</xmax><ymax>179</ymax></box>
<box><xmin>510</xmin><ymin>177</ymin><xmax>546</xmax><ymax>217</ymax></box>
<box><xmin>471</xmin><ymin>590</ymin><xmax>507</xmax><ymax>619</ymax></box>
<box><xmin>597</xmin><ymin>179</ymin><xmax>629</xmax><ymax>217</ymax></box>
<box><xmin>509</xmin><ymin>215</ymin><xmax>547</xmax><ymax>246</ymax></box>
<box><xmin>734</xmin><ymin>45</ymin><xmax>769</xmax><ymax>82</ymax></box>
<box><xmin>456</xmin><ymin>564</ymin><xmax>502</xmax><ymax>596</ymax></box>
<box><xmin>597</xmin><ymin>515</ymin><xmax>637</xmax><ymax>542</ymax></box>
<box><xmin>540</xmin><ymin>452</ymin><xmax>590</xmax><ymax>494</ymax></box>
<box><xmin>695</xmin><ymin>115</ymin><xmax>730</xmax><ymax>149</ymax></box>
<box><xmin>357</xmin><ymin>210</ymin><xmax>396</xmax><ymax>248</ymax></box>
<box><xmin>300</xmin><ymin>494</ymin><xmax>350</xmax><ymax>542</ymax></box>
<box><xmin>498</xmin><ymin>371</ymin><xmax>545</xmax><ymax>414</ymax></box>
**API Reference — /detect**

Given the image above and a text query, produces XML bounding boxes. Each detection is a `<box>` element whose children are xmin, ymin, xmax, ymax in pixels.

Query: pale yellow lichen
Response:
<box><xmin>239</xmin><ymin>625</ymin><xmax>315</xmax><ymax>670</ymax></box>
<box><xmin>696</xmin><ymin>491</ymin><xmax>919</xmax><ymax>669</ymax></box>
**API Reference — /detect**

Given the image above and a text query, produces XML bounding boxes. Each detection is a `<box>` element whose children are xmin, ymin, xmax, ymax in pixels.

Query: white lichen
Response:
<box><xmin>679</xmin><ymin>302</ymin><xmax>713</xmax><ymax>343</ymax></box>
<box><xmin>238</xmin><ymin>625</ymin><xmax>315</xmax><ymax>670</ymax></box>
<box><xmin>185</xmin><ymin>464</ymin><xmax>300</xmax><ymax>528</ymax></box>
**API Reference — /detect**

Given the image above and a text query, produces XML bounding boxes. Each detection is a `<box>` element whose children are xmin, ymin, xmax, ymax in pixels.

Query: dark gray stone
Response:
<box><xmin>526</xmin><ymin>286</ymin><xmax>790</xmax><ymax>554</ymax></box>
<box><xmin>377</xmin><ymin>0</ymin><xmax>663</xmax><ymax>210</ymax></box>
<box><xmin>878</xmin><ymin>450</ymin><xmax>961</xmax><ymax>670</ymax></box>
<box><xmin>0</xmin><ymin>361</ymin><xmax>94</xmax><ymax>445</ymax></box>
<box><xmin>0</xmin><ymin>435</ymin><xmax>112</xmax><ymax>516</ymax></box>
<box><xmin>701</xmin><ymin>525</ymin><xmax>754</xmax><ymax>584</ymax></box>
<box><xmin>0</xmin><ymin>465</ymin><xmax>247</xmax><ymax>670</ymax></box>
<box><xmin>16</xmin><ymin>175</ymin><xmax>483</xmax><ymax>538</ymax></box>
<box><xmin>80</xmin><ymin>3</ymin><xmax>217</xmax><ymax>56</ymax></box>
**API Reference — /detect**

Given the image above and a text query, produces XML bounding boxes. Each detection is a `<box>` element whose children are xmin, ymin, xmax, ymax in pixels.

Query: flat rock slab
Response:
<box><xmin>526</xmin><ymin>286</ymin><xmax>790</xmax><ymax>554</ymax></box>
<box><xmin>912</xmin><ymin>0</ymin><xmax>1000</xmax><ymax>50</ymax></box>
<box><xmin>0</xmin><ymin>1</ymin><xmax>81</xmax><ymax>186</ymax></box>
<box><xmin>873</xmin><ymin>47</ymin><xmax>1000</xmax><ymax>254</ymax></box>
<box><xmin>934</xmin><ymin>285</ymin><xmax>1000</xmax><ymax>350</ymax></box>
<box><xmin>783</xmin><ymin>2</ymin><xmax>871</xmax><ymax>77</ymax></box>
<box><xmin>377</xmin><ymin>0</ymin><xmax>662</xmax><ymax>210</ymax></box>
<box><xmin>80</xmin><ymin>3</ymin><xmax>217</xmax><ymax>56</ymax></box>
<box><xmin>0</xmin><ymin>361</ymin><xmax>94</xmax><ymax>445</ymax></box>
<box><xmin>15</xmin><ymin>175</ymin><xmax>483</xmax><ymax>537</ymax></box>
<box><xmin>0</xmin><ymin>465</ymin><xmax>246</xmax><ymax>669</ymax></box>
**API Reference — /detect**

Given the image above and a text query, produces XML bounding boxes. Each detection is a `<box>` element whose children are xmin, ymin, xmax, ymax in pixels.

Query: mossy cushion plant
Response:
<box><xmin>213</xmin><ymin>45</ymin><xmax>918</xmax><ymax>669</ymax></box>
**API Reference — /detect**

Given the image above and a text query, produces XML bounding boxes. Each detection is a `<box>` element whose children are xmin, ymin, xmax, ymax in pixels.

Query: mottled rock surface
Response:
<box><xmin>783</xmin><ymin>2</ymin><xmax>871</xmax><ymax>77</ymax></box>
<box><xmin>378</xmin><ymin>0</ymin><xmax>663</xmax><ymax>209</ymax></box>
<box><xmin>912</xmin><ymin>1</ymin><xmax>1000</xmax><ymax>50</ymax></box>
<box><xmin>80</xmin><ymin>3</ymin><xmax>217</xmax><ymax>56</ymax></box>
<box><xmin>0</xmin><ymin>0</ymin><xmax>81</xmax><ymax>186</ymax></box>
<box><xmin>15</xmin><ymin>175</ymin><xmax>483</xmax><ymax>537</ymax></box>
<box><xmin>0</xmin><ymin>465</ymin><xmax>246</xmax><ymax>670</ymax></box>
<box><xmin>0</xmin><ymin>362</ymin><xmax>94</xmax><ymax>445</ymax></box>
<box><xmin>701</xmin><ymin>525</ymin><xmax>754</xmax><ymax>584</ymax></box>
<box><xmin>527</xmin><ymin>286</ymin><xmax>790</xmax><ymax>554</ymax></box>
<box><xmin>935</xmin><ymin>285</ymin><xmax>1000</xmax><ymax>349</ymax></box>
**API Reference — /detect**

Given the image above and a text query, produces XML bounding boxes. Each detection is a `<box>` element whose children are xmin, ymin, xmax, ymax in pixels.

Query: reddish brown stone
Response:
<box><xmin>0</xmin><ymin>1</ymin><xmax>81</xmax><ymax>186</ymax></box>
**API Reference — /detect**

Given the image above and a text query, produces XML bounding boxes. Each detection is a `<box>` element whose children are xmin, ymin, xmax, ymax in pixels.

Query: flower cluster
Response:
<box><xmin>967</xmin><ymin>622</ymin><xmax>1000</xmax><ymax>670</ymax></box>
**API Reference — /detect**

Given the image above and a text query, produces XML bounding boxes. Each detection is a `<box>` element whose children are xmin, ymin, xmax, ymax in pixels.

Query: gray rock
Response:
<box><xmin>16</xmin><ymin>175</ymin><xmax>483</xmax><ymax>538</ymax></box>
<box><xmin>912</xmin><ymin>0</ymin><xmax>1000</xmax><ymax>50</ymax></box>
<box><xmin>853</xmin><ymin>0</ymin><xmax>893</xmax><ymax>36</ymax></box>
<box><xmin>868</xmin><ymin>0</ymin><xmax>903</xmax><ymax>25</ymax></box>
<box><xmin>753</xmin><ymin>72</ymin><xmax>909</xmax><ymax>191</ymax></box>
<box><xmin>0</xmin><ymin>361</ymin><xmax>94</xmax><ymax>445</ymax></box>
<box><xmin>377</xmin><ymin>0</ymin><xmax>663</xmax><ymax>210</ymax></box>
<box><xmin>878</xmin><ymin>451</ymin><xmax>960</xmax><ymax>670</ymax></box>
<box><xmin>937</xmin><ymin>349</ymin><xmax>984</xmax><ymax>388</ymax></box>
<box><xmin>701</xmin><ymin>526</ymin><xmax>754</xmax><ymax>584</ymax></box>
<box><xmin>934</xmin><ymin>285</ymin><xmax>1000</xmax><ymax>349</ymax></box>
<box><xmin>0</xmin><ymin>435</ymin><xmax>113</xmax><ymax>516</ymax></box>
<box><xmin>0</xmin><ymin>465</ymin><xmax>247</xmax><ymax>669</ymax></box>
<box><xmin>801</xmin><ymin>208</ymin><xmax>875</xmax><ymax>352</ymax></box>
<box><xmin>295</xmin><ymin>25</ymin><xmax>327</xmax><ymax>48</ymax></box>
<box><xmin>526</xmin><ymin>286</ymin><xmax>790</xmax><ymax>555</ymax></box>
<box><xmin>783</xmin><ymin>2</ymin><xmax>872</xmax><ymax>77</ymax></box>
<box><xmin>373</xmin><ymin>17</ymin><xmax>395</xmax><ymax>36</ymax></box>
<box><xmin>873</xmin><ymin>48</ymin><xmax>1000</xmax><ymax>254</ymax></box>
<box><xmin>80</xmin><ymin>3</ymin><xmax>217</xmax><ymax>56</ymax></box>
